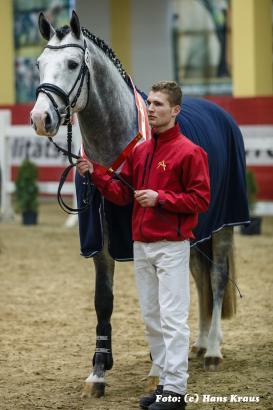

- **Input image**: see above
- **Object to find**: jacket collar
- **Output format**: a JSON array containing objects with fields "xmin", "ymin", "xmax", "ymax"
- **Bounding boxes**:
[{"xmin": 151, "ymin": 123, "xmax": 181, "ymax": 142}]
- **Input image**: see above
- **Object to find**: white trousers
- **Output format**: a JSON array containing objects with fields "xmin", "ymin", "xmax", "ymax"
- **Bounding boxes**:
[{"xmin": 133, "ymin": 240, "xmax": 190, "ymax": 395}]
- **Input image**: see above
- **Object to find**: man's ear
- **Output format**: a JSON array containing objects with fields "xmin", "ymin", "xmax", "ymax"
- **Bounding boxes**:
[
  {"xmin": 38, "ymin": 12, "xmax": 55, "ymax": 40},
  {"xmin": 172, "ymin": 105, "xmax": 181, "ymax": 117}
]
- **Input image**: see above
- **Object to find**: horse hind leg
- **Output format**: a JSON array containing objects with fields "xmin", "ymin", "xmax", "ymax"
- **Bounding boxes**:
[
  {"xmin": 204, "ymin": 227, "xmax": 235, "ymax": 371},
  {"xmin": 82, "ymin": 240, "xmax": 115, "ymax": 399},
  {"xmin": 145, "ymin": 353, "xmax": 163, "ymax": 392},
  {"xmin": 190, "ymin": 240, "xmax": 213, "ymax": 358}
]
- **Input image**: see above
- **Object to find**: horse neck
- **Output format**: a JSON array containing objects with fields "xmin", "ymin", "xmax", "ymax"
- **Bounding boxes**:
[{"xmin": 77, "ymin": 39, "xmax": 138, "ymax": 167}]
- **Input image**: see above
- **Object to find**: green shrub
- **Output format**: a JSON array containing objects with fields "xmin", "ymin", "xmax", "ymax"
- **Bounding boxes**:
[{"xmin": 15, "ymin": 160, "xmax": 39, "ymax": 213}]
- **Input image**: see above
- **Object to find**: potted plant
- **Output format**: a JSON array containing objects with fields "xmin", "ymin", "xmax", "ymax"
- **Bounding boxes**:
[
  {"xmin": 241, "ymin": 169, "xmax": 262, "ymax": 235},
  {"xmin": 15, "ymin": 159, "xmax": 39, "ymax": 225}
]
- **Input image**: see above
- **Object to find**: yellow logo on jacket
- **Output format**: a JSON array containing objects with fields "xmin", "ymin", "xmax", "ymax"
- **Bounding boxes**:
[{"xmin": 157, "ymin": 160, "xmax": 167, "ymax": 171}]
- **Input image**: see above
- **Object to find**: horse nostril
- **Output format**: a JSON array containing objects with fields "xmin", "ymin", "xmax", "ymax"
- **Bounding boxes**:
[{"xmin": 44, "ymin": 112, "xmax": 52, "ymax": 131}]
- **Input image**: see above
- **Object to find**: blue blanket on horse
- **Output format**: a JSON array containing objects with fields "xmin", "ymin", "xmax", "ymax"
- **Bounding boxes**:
[{"xmin": 76, "ymin": 96, "xmax": 249, "ymax": 259}]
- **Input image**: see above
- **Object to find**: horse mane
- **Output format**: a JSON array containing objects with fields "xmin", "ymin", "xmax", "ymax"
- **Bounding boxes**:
[
  {"xmin": 82, "ymin": 27, "xmax": 131, "ymax": 88},
  {"xmin": 55, "ymin": 25, "xmax": 132, "ymax": 89}
]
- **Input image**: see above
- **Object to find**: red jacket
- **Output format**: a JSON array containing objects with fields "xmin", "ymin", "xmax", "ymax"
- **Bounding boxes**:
[{"xmin": 91, "ymin": 124, "xmax": 210, "ymax": 242}]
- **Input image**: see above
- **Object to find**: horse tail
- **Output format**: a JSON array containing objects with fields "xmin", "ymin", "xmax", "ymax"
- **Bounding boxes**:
[
  {"xmin": 200, "ymin": 257, "xmax": 213, "ymax": 322},
  {"xmin": 190, "ymin": 240, "xmax": 213, "ymax": 322},
  {"xmin": 222, "ymin": 236, "xmax": 237, "ymax": 319}
]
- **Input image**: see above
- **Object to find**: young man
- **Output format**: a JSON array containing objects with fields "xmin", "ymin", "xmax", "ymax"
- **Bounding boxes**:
[{"xmin": 77, "ymin": 81, "xmax": 210, "ymax": 410}]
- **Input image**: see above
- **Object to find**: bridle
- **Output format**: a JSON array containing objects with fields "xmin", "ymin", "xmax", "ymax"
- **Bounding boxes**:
[
  {"xmin": 35, "ymin": 39, "xmax": 91, "ymax": 214},
  {"xmin": 36, "ymin": 40, "xmax": 90, "ymax": 128}
]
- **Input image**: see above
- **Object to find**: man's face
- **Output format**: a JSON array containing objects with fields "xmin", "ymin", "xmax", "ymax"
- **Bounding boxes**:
[{"xmin": 147, "ymin": 91, "xmax": 180, "ymax": 133}]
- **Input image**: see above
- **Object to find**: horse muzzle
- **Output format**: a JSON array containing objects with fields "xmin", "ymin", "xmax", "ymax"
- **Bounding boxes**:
[{"xmin": 30, "ymin": 105, "xmax": 60, "ymax": 137}]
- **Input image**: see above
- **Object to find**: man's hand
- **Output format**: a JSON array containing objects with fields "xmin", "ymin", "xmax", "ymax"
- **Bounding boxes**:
[
  {"xmin": 77, "ymin": 158, "xmax": 94, "ymax": 177},
  {"xmin": 134, "ymin": 189, "xmax": 158, "ymax": 207}
]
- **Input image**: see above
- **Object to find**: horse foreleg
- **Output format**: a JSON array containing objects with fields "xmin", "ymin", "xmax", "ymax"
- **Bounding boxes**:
[
  {"xmin": 190, "ymin": 242, "xmax": 212, "ymax": 358},
  {"xmin": 204, "ymin": 228, "xmax": 233, "ymax": 371},
  {"xmin": 83, "ymin": 246, "xmax": 115, "ymax": 398}
]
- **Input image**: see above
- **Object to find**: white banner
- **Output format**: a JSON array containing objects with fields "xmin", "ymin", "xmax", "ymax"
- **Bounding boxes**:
[
  {"xmin": 241, "ymin": 125, "xmax": 273, "ymax": 166},
  {"xmin": 10, "ymin": 134, "xmax": 78, "ymax": 167}
]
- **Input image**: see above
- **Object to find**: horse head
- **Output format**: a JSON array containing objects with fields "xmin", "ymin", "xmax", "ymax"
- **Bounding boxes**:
[{"xmin": 31, "ymin": 11, "xmax": 89, "ymax": 137}]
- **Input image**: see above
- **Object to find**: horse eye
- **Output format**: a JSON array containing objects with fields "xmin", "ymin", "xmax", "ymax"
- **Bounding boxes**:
[
  {"xmin": 68, "ymin": 60, "xmax": 79, "ymax": 70},
  {"xmin": 36, "ymin": 62, "xmax": 39, "ymax": 70}
]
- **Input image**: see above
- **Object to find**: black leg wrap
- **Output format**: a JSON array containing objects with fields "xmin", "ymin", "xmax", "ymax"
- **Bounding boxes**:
[{"xmin": 93, "ymin": 323, "xmax": 113, "ymax": 371}]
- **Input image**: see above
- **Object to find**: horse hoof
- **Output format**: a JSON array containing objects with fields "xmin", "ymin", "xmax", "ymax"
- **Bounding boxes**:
[
  {"xmin": 191, "ymin": 345, "xmax": 206, "ymax": 358},
  {"xmin": 146, "ymin": 376, "xmax": 159, "ymax": 393},
  {"xmin": 91, "ymin": 382, "xmax": 106, "ymax": 398},
  {"xmin": 81, "ymin": 382, "xmax": 105, "ymax": 398},
  {"xmin": 204, "ymin": 356, "xmax": 222, "ymax": 371},
  {"xmin": 81, "ymin": 383, "xmax": 92, "ymax": 399}
]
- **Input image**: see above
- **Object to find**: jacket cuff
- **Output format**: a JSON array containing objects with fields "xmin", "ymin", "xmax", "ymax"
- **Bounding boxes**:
[
  {"xmin": 156, "ymin": 190, "xmax": 167, "ymax": 208},
  {"xmin": 91, "ymin": 164, "xmax": 112, "ymax": 188}
]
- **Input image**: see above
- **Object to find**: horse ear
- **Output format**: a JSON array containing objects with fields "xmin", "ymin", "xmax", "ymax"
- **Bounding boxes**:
[
  {"xmin": 38, "ymin": 12, "xmax": 55, "ymax": 40},
  {"xmin": 70, "ymin": 10, "xmax": 81, "ymax": 39}
]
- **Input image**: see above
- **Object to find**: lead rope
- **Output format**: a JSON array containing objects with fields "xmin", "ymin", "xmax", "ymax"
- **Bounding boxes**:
[
  {"xmin": 48, "ymin": 127, "xmax": 92, "ymax": 215},
  {"xmin": 48, "ymin": 112, "xmax": 133, "ymax": 215}
]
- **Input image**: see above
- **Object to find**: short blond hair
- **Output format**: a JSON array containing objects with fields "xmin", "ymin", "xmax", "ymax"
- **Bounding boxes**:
[{"xmin": 151, "ymin": 81, "xmax": 182, "ymax": 106}]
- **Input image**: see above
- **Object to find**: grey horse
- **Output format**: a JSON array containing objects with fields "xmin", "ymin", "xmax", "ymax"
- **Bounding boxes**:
[{"xmin": 31, "ymin": 11, "xmax": 248, "ymax": 398}]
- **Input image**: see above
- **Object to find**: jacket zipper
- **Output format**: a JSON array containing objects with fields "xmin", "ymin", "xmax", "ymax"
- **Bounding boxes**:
[
  {"xmin": 140, "ymin": 136, "xmax": 158, "ymax": 240},
  {"xmin": 141, "ymin": 153, "xmax": 150, "ymax": 186},
  {"xmin": 177, "ymin": 214, "xmax": 181, "ymax": 237},
  {"xmin": 147, "ymin": 136, "xmax": 158, "ymax": 175}
]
